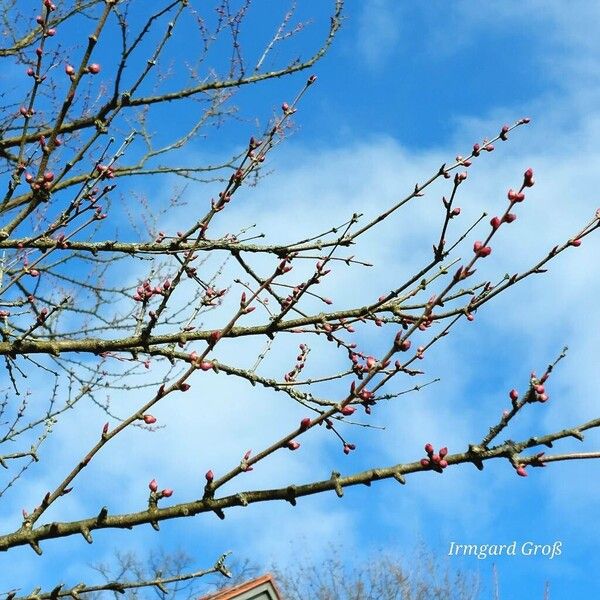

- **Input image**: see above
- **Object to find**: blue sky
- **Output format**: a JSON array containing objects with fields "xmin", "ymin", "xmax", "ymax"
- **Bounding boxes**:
[{"xmin": 2, "ymin": 1, "xmax": 600, "ymax": 598}]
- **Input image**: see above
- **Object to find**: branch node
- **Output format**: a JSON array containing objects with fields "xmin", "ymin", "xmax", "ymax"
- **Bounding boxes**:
[
  {"xmin": 286, "ymin": 485, "xmax": 298, "ymax": 505},
  {"xmin": 29, "ymin": 540, "xmax": 43, "ymax": 555},
  {"xmin": 330, "ymin": 471, "xmax": 344, "ymax": 497},
  {"xmin": 80, "ymin": 526, "xmax": 93, "ymax": 544},
  {"xmin": 393, "ymin": 471, "xmax": 406, "ymax": 485}
]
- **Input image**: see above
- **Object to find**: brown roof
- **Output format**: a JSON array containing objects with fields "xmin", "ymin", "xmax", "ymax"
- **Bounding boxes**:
[{"xmin": 198, "ymin": 573, "xmax": 283, "ymax": 600}]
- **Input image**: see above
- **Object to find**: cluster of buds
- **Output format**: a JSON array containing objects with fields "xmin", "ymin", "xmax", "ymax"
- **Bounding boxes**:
[
  {"xmin": 281, "ymin": 102, "xmax": 296, "ymax": 116},
  {"xmin": 394, "ymin": 331, "xmax": 412, "ymax": 352},
  {"xmin": 276, "ymin": 257, "xmax": 293, "ymax": 275},
  {"xmin": 24, "ymin": 171, "xmax": 55, "ymax": 191},
  {"xmin": 247, "ymin": 136, "xmax": 265, "ymax": 163},
  {"xmin": 529, "ymin": 373, "xmax": 549, "ymax": 403},
  {"xmin": 315, "ymin": 260, "xmax": 331, "ymax": 277},
  {"xmin": 343, "ymin": 442, "xmax": 356, "ymax": 455},
  {"xmin": 239, "ymin": 291, "xmax": 256, "ymax": 314},
  {"xmin": 473, "ymin": 240, "xmax": 492, "ymax": 258},
  {"xmin": 132, "ymin": 280, "xmax": 169, "ymax": 302},
  {"xmin": 349, "ymin": 353, "xmax": 377, "ymax": 376},
  {"xmin": 36, "ymin": 307, "xmax": 49, "ymax": 325},
  {"xmin": 95, "ymin": 164, "xmax": 115, "ymax": 179},
  {"xmin": 284, "ymin": 344, "xmax": 309, "ymax": 383},
  {"xmin": 454, "ymin": 171, "xmax": 468, "ymax": 185},
  {"xmin": 350, "ymin": 381, "xmax": 376, "ymax": 414},
  {"xmin": 284, "ymin": 279, "xmax": 330, "ymax": 309},
  {"xmin": 202, "ymin": 286, "xmax": 226, "ymax": 307},
  {"xmin": 54, "ymin": 233, "xmax": 69, "ymax": 249},
  {"xmin": 240, "ymin": 449, "xmax": 253, "ymax": 472},
  {"xmin": 420, "ymin": 443, "xmax": 449, "ymax": 473},
  {"xmin": 507, "ymin": 189, "xmax": 526, "ymax": 203},
  {"xmin": 148, "ymin": 479, "xmax": 173, "ymax": 498},
  {"xmin": 19, "ymin": 106, "xmax": 35, "ymax": 118},
  {"xmin": 471, "ymin": 142, "xmax": 495, "ymax": 156},
  {"xmin": 189, "ymin": 351, "xmax": 214, "ymax": 372}
]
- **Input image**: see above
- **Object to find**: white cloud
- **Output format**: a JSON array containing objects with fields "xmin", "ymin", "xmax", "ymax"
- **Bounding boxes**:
[{"xmin": 356, "ymin": 0, "xmax": 403, "ymax": 70}]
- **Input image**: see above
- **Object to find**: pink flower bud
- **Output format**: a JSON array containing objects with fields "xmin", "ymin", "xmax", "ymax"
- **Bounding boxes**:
[
  {"xmin": 46, "ymin": 28, "xmax": 56, "ymax": 36},
  {"xmin": 102, "ymin": 422, "xmax": 109, "ymax": 435},
  {"xmin": 27, "ymin": 68, "xmax": 35, "ymax": 76},
  {"xmin": 287, "ymin": 440, "xmax": 300, "ymax": 451},
  {"xmin": 516, "ymin": 466, "xmax": 527, "ymax": 477},
  {"xmin": 570, "ymin": 239, "xmax": 582, "ymax": 247},
  {"xmin": 198, "ymin": 361, "xmax": 213, "ymax": 371},
  {"xmin": 451, "ymin": 207, "xmax": 461, "ymax": 216},
  {"xmin": 205, "ymin": 470, "xmax": 214, "ymax": 483},
  {"xmin": 281, "ymin": 102, "xmax": 289, "ymax": 112},
  {"xmin": 87, "ymin": 63, "xmax": 101, "ymax": 74},
  {"xmin": 43, "ymin": 171, "xmax": 54, "ymax": 182},
  {"xmin": 439, "ymin": 459, "xmax": 448, "ymax": 469},
  {"xmin": 424, "ymin": 443, "xmax": 434, "ymax": 454},
  {"xmin": 507, "ymin": 189, "xmax": 525, "ymax": 202},
  {"xmin": 149, "ymin": 478, "xmax": 158, "ymax": 492},
  {"xmin": 534, "ymin": 384, "xmax": 545, "ymax": 395},
  {"xmin": 439, "ymin": 447, "xmax": 448, "ymax": 458},
  {"xmin": 420, "ymin": 458, "xmax": 431, "ymax": 467},
  {"xmin": 341, "ymin": 405, "xmax": 355, "ymax": 416},
  {"xmin": 523, "ymin": 168, "xmax": 535, "ymax": 187},
  {"xmin": 143, "ymin": 414, "xmax": 157, "ymax": 424},
  {"xmin": 500, "ymin": 124, "xmax": 509, "ymax": 140},
  {"xmin": 538, "ymin": 393, "xmax": 549, "ymax": 402},
  {"xmin": 209, "ymin": 330, "xmax": 222, "ymax": 345},
  {"xmin": 161, "ymin": 488, "xmax": 173, "ymax": 497},
  {"xmin": 490, "ymin": 216, "xmax": 501, "ymax": 230},
  {"xmin": 509, "ymin": 389, "xmax": 519, "ymax": 402},
  {"xmin": 179, "ymin": 382, "xmax": 190, "ymax": 391},
  {"xmin": 503, "ymin": 213, "xmax": 517, "ymax": 223},
  {"xmin": 300, "ymin": 417, "xmax": 311, "ymax": 430},
  {"xmin": 65, "ymin": 64, "xmax": 75, "ymax": 76}
]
